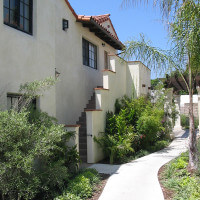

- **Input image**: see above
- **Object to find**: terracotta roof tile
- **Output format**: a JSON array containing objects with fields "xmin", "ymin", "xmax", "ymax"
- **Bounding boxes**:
[
  {"xmin": 65, "ymin": 1, "xmax": 124, "ymax": 49},
  {"xmin": 92, "ymin": 14, "xmax": 110, "ymax": 24}
]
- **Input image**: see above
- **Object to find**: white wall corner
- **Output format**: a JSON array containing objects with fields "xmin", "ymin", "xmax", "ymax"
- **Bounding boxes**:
[
  {"xmin": 109, "ymin": 56, "xmax": 116, "ymax": 72},
  {"xmin": 95, "ymin": 90, "xmax": 102, "ymax": 109},
  {"xmin": 86, "ymin": 111, "xmax": 94, "ymax": 163},
  {"xmin": 65, "ymin": 126, "xmax": 80, "ymax": 153},
  {"xmin": 103, "ymin": 74, "xmax": 109, "ymax": 89}
]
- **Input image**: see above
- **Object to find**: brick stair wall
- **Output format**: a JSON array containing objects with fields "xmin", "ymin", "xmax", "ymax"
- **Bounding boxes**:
[{"xmin": 76, "ymin": 93, "xmax": 96, "ymax": 163}]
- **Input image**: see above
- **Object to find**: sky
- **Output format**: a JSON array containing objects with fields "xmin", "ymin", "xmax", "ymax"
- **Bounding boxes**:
[{"xmin": 70, "ymin": 0, "xmax": 170, "ymax": 79}]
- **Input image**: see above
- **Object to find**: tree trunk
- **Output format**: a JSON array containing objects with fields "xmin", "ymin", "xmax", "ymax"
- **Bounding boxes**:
[{"xmin": 188, "ymin": 56, "xmax": 198, "ymax": 172}]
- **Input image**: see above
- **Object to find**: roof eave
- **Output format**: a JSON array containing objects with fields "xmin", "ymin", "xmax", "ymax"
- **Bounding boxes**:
[{"xmin": 77, "ymin": 18, "xmax": 124, "ymax": 50}]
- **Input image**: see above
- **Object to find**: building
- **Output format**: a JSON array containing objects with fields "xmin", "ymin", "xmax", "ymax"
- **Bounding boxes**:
[{"xmin": 0, "ymin": 0, "xmax": 151, "ymax": 163}]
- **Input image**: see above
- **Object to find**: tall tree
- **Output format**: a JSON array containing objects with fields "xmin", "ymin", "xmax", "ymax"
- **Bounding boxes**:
[{"xmin": 122, "ymin": 0, "xmax": 200, "ymax": 171}]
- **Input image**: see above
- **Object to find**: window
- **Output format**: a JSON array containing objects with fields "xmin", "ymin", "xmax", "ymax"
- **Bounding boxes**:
[
  {"xmin": 104, "ymin": 51, "xmax": 109, "ymax": 69},
  {"xmin": 82, "ymin": 38, "xmax": 97, "ymax": 69},
  {"xmin": 3, "ymin": 0, "xmax": 33, "ymax": 34},
  {"xmin": 7, "ymin": 93, "xmax": 37, "ymax": 111}
]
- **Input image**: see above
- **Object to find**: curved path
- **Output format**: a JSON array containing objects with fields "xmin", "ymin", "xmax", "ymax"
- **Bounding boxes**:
[{"xmin": 89, "ymin": 130, "xmax": 189, "ymax": 200}]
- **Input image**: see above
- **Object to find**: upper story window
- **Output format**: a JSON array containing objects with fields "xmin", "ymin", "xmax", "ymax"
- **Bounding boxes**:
[
  {"xmin": 82, "ymin": 38, "xmax": 97, "ymax": 69},
  {"xmin": 3, "ymin": 0, "xmax": 33, "ymax": 34},
  {"xmin": 104, "ymin": 51, "xmax": 109, "ymax": 69}
]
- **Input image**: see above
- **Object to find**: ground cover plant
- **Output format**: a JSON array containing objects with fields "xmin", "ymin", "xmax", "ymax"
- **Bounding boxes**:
[
  {"xmin": 160, "ymin": 140, "xmax": 200, "ymax": 200},
  {"xmin": 95, "ymin": 92, "xmax": 173, "ymax": 164},
  {"xmin": 54, "ymin": 168, "xmax": 101, "ymax": 200}
]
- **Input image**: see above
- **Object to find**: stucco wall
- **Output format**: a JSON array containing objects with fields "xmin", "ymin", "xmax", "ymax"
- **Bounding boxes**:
[
  {"xmin": 0, "ymin": 0, "xmax": 56, "ymax": 116},
  {"xmin": 127, "ymin": 61, "xmax": 151, "ymax": 98},
  {"xmin": 54, "ymin": 0, "xmax": 117, "ymax": 124},
  {"xmin": 87, "ymin": 55, "xmax": 151, "ymax": 163},
  {"xmin": 0, "ymin": 0, "xmax": 117, "ymax": 124}
]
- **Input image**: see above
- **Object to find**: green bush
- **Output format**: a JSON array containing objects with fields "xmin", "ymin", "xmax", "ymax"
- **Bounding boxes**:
[
  {"xmin": 95, "ymin": 95, "xmax": 170, "ymax": 164},
  {"xmin": 137, "ymin": 107, "xmax": 165, "ymax": 149},
  {"xmin": 150, "ymin": 140, "xmax": 169, "ymax": 152},
  {"xmin": 181, "ymin": 114, "xmax": 199, "ymax": 129},
  {"xmin": 0, "ymin": 110, "xmax": 79, "ymax": 200},
  {"xmin": 67, "ymin": 175, "xmax": 92, "ymax": 199},
  {"xmin": 54, "ymin": 168, "xmax": 100, "ymax": 200},
  {"xmin": 95, "ymin": 110, "xmax": 135, "ymax": 164},
  {"xmin": 81, "ymin": 169, "xmax": 100, "ymax": 185},
  {"xmin": 54, "ymin": 193, "xmax": 82, "ymax": 200}
]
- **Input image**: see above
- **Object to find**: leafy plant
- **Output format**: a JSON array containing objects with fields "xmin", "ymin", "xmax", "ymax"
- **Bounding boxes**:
[
  {"xmin": 137, "ymin": 107, "xmax": 165, "ymax": 149},
  {"xmin": 0, "ymin": 78, "xmax": 79, "ymax": 200},
  {"xmin": 54, "ymin": 193, "xmax": 82, "ymax": 200},
  {"xmin": 80, "ymin": 169, "xmax": 100, "ymax": 185},
  {"xmin": 67, "ymin": 175, "xmax": 92, "ymax": 199},
  {"xmin": 0, "ymin": 110, "xmax": 75, "ymax": 199}
]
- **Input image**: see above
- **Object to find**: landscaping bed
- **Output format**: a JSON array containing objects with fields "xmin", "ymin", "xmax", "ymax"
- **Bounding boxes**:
[
  {"xmin": 158, "ymin": 140, "xmax": 200, "ymax": 200},
  {"xmin": 87, "ymin": 173, "xmax": 110, "ymax": 200},
  {"xmin": 54, "ymin": 169, "xmax": 110, "ymax": 200}
]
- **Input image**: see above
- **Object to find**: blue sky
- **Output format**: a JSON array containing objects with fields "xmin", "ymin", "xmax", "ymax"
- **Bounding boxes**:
[{"xmin": 70, "ymin": 0, "xmax": 169, "ymax": 79}]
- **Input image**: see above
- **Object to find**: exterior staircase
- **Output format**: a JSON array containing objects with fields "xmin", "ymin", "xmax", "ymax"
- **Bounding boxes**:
[{"xmin": 76, "ymin": 93, "xmax": 96, "ymax": 163}]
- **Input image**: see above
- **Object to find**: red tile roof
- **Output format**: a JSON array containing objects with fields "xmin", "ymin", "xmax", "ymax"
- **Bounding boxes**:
[
  {"xmin": 93, "ymin": 14, "xmax": 110, "ymax": 24},
  {"xmin": 64, "ymin": 0, "xmax": 124, "ymax": 50}
]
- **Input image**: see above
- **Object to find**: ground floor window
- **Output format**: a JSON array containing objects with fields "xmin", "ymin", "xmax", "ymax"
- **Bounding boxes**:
[{"xmin": 7, "ymin": 93, "xmax": 37, "ymax": 111}]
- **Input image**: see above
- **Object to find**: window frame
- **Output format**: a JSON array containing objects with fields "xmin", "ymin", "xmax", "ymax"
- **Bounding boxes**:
[
  {"xmin": 3, "ymin": 0, "xmax": 33, "ymax": 35},
  {"xmin": 7, "ymin": 93, "xmax": 37, "ymax": 111},
  {"xmin": 82, "ymin": 38, "xmax": 97, "ymax": 69}
]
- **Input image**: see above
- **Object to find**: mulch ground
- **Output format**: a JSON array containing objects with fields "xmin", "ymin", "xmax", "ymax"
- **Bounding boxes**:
[
  {"xmin": 158, "ymin": 164, "xmax": 175, "ymax": 200},
  {"xmin": 88, "ymin": 173, "xmax": 110, "ymax": 200}
]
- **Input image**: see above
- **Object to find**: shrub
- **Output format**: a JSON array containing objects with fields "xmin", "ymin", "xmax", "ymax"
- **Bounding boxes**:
[
  {"xmin": 81, "ymin": 169, "xmax": 100, "ymax": 185},
  {"xmin": 137, "ymin": 107, "xmax": 165, "ymax": 149},
  {"xmin": 54, "ymin": 193, "xmax": 82, "ymax": 200},
  {"xmin": 149, "ymin": 140, "xmax": 169, "ymax": 152},
  {"xmin": 181, "ymin": 114, "xmax": 199, "ymax": 129},
  {"xmin": 0, "ymin": 110, "xmax": 79, "ymax": 200},
  {"xmin": 67, "ymin": 175, "xmax": 92, "ymax": 199},
  {"xmin": 95, "ymin": 110, "xmax": 135, "ymax": 164}
]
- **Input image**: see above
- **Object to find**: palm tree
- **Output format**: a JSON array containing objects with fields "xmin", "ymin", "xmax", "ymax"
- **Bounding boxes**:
[
  {"xmin": 122, "ymin": 1, "xmax": 200, "ymax": 171},
  {"xmin": 122, "ymin": 0, "xmax": 200, "ymax": 20}
]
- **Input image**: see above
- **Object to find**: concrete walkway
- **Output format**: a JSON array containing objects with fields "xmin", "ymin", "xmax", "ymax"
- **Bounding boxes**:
[{"xmin": 89, "ymin": 130, "xmax": 189, "ymax": 200}]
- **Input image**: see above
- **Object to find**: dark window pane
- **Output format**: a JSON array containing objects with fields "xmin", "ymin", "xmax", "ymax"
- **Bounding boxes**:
[
  {"xmin": 10, "ymin": 10, "xmax": 15, "ymax": 25},
  {"xmin": 24, "ymin": 19, "xmax": 29, "ymax": 32},
  {"xmin": 4, "ymin": 7, "xmax": 9, "ymax": 23},
  {"xmin": 20, "ymin": 2, "xmax": 24, "ymax": 16},
  {"xmin": 10, "ymin": 0, "xmax": 16, "ymax": 9},
  {"xmin": 24, "ymin": 0, "xmax": 29, "ymax": 5},
  {"xmin": 24, "ymin": 5, "xmax": 29, "ymax": 18},
  {"xmin": 20, "ymin": 17, "xmax": 24, "ymax": 29},
  {"xmin": 4, "ymin": 0, "xmax": 9, "ymax": 8}
]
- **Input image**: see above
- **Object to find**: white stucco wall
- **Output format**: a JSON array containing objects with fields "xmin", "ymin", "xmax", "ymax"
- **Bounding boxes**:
[
  {"xmin": 127, "ymin": 61, "xmax": 151, "ymax": 98},
  {"xmin": 101, "ymin": 20, "xmax": 117, "ymax": 38},
  {"xmin": 87, "ymin": 55, "xmax": 151, "ymax": 163},
  {"xmin": 180, "ymin": 95, "xmax": 198, "ymax": 107},
  {"xmin": 0, "ymin": 0, "xmax": 117, "ymax": 124},
  {"xmin": 0, "ymin": 0, "xmax": 56, "ymax": 116},
  {"xmin": 54, "ymin": 0, "xmax": 117, "ymax": 124}
]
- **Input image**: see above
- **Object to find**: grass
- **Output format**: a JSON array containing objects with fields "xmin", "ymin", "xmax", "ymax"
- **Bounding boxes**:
[{"xmin": 160, "ymin": 140, "xmax": 200, "ymax": 200}]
